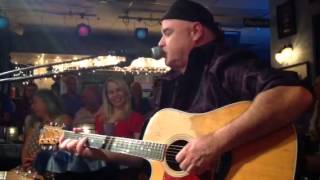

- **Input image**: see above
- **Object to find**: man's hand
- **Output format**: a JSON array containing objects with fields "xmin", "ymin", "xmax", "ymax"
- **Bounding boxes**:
[
  {"xmin": 58, "ymin": 128, "xmax": 144, "ymax": 167},
  {"xmin": 22, "ymin": 157, "xmax": 33, "ymax": 169},
  {"xmin": 176, "ymin": 133, "xmax": 222, "ymax": 175},
  {"xmin": 58, "ymin": 128, "xmax": 108, "ymax": 160}
]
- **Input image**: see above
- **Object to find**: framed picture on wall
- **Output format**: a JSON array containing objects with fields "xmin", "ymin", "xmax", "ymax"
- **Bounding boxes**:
[{"xmin": 277, "ymin": 0, "xmax": 297, "ymax": 39}]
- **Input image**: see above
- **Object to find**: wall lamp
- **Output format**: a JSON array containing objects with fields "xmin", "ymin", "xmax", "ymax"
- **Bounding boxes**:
[{"xmin": 275, "ymin": 44, "xmax": 294, "ymax": 64}]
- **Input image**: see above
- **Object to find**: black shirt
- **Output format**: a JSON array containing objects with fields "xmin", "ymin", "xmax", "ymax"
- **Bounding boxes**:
[{"xmin": 153, "ymin": 41, "xmax": 300, "ymax": 113}]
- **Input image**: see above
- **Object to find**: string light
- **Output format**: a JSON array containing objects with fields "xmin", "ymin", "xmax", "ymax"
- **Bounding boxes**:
[
  {"xmin": 10, "ymin": 54, "xmax": 170, "ymax": 84},
  {"xmin": 121, "ymin": 57, "xmax": 170, "ymax": 74},
  {"xmin": 33, "ymin": 55, "xmax": 126, "ymax": 76}
]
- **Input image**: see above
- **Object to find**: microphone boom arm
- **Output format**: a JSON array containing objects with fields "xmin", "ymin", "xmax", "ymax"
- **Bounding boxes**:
[
  {"xmin": 0, "ymin": 55, "xmax": 99, "ymax": 77},
  {"xmin": 0, "ymin": 63, "xmax": 121, "ymax": 83}
]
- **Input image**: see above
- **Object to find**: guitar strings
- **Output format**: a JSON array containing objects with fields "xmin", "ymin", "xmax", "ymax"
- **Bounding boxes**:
[
  {"xmin": 64, "ymin": 133, "xmax": 185, "ymax": 154},
  {"xmin": 52, "ymin": 132, "xmax": 185, "ymax": 156},
  {"xmin": 64, "ymin": 131, "xmax": 185, "ymax": 147},
  {"xmin": 62, "ymin": 131, "xmax": 186, "ymax": 147},
  {"xmin": 44, "ymin": 134, "xmax": 185, "ymax": 161}
]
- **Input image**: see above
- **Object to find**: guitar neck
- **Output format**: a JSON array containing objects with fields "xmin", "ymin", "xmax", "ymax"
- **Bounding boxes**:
[{"xmin": 63, "ymin": 131, "xmax": 166, "ymax": 161}]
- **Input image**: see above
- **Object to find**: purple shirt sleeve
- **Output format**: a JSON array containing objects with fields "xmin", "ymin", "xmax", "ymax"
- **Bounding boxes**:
[{"xmin": 212, "ymin": 49, "xmax": 301, "ymax": 100}]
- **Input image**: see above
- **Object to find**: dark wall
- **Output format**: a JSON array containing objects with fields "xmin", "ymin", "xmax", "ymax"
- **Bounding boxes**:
[
  {"xmin": 0, "ymin": 29, "xmax": 13, "ymax": 93},
  {"xmin": 313, "ymin": 14, "xmax": 320, "ymax": 75},
  {"xmin": 0, "ymin": 30, "xmax": 12, "ymax": 72},
  {"xmin": 12, "ymin": 26, "xmax": 161, "ymax": 57}
]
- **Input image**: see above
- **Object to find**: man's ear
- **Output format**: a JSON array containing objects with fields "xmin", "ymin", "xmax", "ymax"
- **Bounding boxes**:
[{"xmin": 191, "ymin": 22, "xmax": 204, "ymax": 42}]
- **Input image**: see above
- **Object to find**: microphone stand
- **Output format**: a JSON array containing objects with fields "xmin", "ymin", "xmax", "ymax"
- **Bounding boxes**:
[
  {"xmin": 0, "ymin": 55, "xmax": 99, "ymax": 78},
  {"xmin": 0, "ymin": 56, "xmax": 129, "ymax": 83}
]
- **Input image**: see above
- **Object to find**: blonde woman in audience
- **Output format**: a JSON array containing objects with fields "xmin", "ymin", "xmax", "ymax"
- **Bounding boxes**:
[
  {"xmin": 95, "ymin": 78, "xmax": 144, "ymax": 138},
  {"xmin": 94, "ymin": 77, "xmax": 146, "ymax": 180}
]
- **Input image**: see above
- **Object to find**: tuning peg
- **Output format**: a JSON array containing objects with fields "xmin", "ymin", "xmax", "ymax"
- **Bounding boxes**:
[
  {"xmin": 55, "ymin": 122, "xmax": 59, "ymax": 126},
  {"xmin": 49, "ymin": 122, "xmax": 53, "ymax": 126}
]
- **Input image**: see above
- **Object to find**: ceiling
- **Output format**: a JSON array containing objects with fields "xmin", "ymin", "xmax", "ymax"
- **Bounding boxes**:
[
  {"xmin": 1, "ymin": 0, "xmax": 271, "ymax": 64},
  {"xmin": 0, "ymin": 0, "xmax": 269, "ymax": 33}
]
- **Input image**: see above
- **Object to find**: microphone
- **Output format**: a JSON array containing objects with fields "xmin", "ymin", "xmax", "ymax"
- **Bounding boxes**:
[
  {"xmin": 106, "ymin": 46, "xmax": 165, "ymax": 59},
  {"xmin": 150, "ymin": 46, "xmax": 165, "ymax": 59}
]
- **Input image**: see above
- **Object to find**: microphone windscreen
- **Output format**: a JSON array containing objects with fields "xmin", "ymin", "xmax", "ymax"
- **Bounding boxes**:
[{"xmin": 151, "ymin": 46, "xmax": 165, "ymax": 59}]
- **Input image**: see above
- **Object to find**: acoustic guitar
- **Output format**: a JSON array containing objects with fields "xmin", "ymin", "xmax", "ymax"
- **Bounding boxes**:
[{"xmin": 39, "ymin": 101, "xmax": 297, "ymax": 180}]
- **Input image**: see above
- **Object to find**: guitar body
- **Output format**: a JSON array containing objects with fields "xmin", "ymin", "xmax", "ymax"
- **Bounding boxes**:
[{"xmin": 143, "ymin": 101, "xmax": 297, "ymax": 180}]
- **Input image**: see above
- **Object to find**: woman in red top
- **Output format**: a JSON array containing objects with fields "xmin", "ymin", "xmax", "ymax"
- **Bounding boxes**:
[
  {"xmin": 95, "ymin": 78, "xmax": 144, "ymax": 139},
  {"xmin": 95, "ymin": 78, "xmax": 147, "ymax": 180}
]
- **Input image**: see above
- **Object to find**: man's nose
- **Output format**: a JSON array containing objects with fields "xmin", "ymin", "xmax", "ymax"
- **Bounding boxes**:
[{"xmin": 158, "ymin": 36, "xmax": 165, "ymax": 47}]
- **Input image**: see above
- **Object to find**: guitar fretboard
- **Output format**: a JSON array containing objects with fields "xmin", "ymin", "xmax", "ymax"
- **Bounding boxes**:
[{"xmin": 63, "ymin": 131, "xmax": 166, "ymax": 161}]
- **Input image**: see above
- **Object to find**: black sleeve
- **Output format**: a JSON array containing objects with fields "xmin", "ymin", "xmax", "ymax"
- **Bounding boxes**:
[{"xmin": 211, "ymin": 49, "xmax": 302, "ymax": 100}]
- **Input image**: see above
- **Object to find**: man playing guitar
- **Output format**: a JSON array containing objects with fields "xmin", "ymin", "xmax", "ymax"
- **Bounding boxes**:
[{"xmin": 58, "ymin": 0, "xmax": 312, "ymax": 179}]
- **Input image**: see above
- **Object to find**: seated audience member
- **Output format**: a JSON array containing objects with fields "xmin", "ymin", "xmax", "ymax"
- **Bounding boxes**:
[
  {"xmin": 95, "ymin": 78, "xmax": 145, "ymax": 179},
  {"xmin": 51, "ymin": 76, "xmax": 61, "ymax": 96},
  {"xmin": 13, "ymin": 82, "xmax": 38, "ymax": 131},
  {"xmin": 0, "ymin": 92, "xmax": 15, "ymax": 125},
  {"xmin": 148, "ymin": 78, "xmax": 161, "ymax": 110},
  {"xmin": 22, "ymin": 90, "xmax": 72, "ymax": 173},
  {"xmin": 23, "ymin": 89, "xmax": 107, "ymax": 180},
  {"xmin": 96, "ymin": 78, "xmax": 144, "ymax": 138},
  {"xmin": 73, "ymin": 85, "xmax": 101, "ymax": 127},
  {"xmin": 60, "ymin": 75, "xmax": 82, "ymax": 118},
  {"xmin": 130, "ymin": 82, "xmax": 152, "ymax": 116}
]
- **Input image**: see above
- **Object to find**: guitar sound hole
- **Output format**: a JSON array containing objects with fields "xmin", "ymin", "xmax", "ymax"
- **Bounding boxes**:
[{"xmin": 165, "ymin": 140, "xmax": 188, "ymax": 171}]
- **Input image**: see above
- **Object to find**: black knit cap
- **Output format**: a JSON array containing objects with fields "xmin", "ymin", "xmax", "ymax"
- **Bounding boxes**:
[{"xmin": 161, "ymin": 0, "xmax": 219, "ymax": 33}]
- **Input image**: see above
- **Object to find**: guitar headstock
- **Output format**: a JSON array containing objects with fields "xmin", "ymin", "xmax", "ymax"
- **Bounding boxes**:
[{"xmin": 39, "ymin": 125, "xmax": 64, "ymax": 147}]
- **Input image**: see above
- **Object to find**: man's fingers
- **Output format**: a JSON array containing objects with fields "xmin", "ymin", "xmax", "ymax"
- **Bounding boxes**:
[
  {"xmin": 59, "ymin": 139, "xmax": 79, "ymax": 153},
  {"xmin": 76, "ymin": 137, "xmax": 88, "ymax": 155},
  {"xmin": 59, "ymin": 128, "xmax": 82, "ymax": 150},
  {"xmin": 179, "ymin": 157, "xmax": 191, "ymax": 171},
  {"xmin": 73, "ymin": 127, "xmax": 83, "ymax": 133},
  {"xmin": 176, "ymin": 145, "xmax": 188, "ymax": 163},
  {"xmin": 59, "ymin": 138, "xmax": 72, "ymax": 150},
  {"xmin": 59, "ymin": 134, "xmax": 65, "ymax": 144},
  {"xmin": 23, "ymin": 157, "xmax": 33, "ymax": 162},
  {"xmin": 66, "ymin": 139, "xmax": 78, "ymax": 152},
  {"xmin": 186, "ymin": 164, "xmax": 194, "ymax": 174}
]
